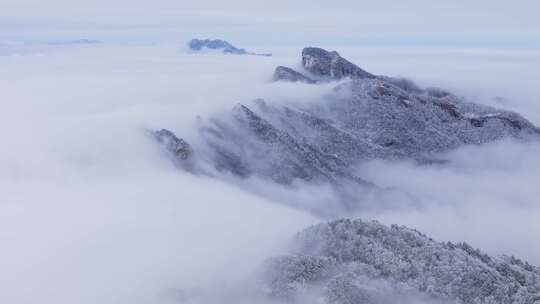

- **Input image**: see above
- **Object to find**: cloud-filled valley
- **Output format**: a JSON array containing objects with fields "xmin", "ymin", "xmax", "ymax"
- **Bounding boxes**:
[{"xmin": 1, "ymin": 42, "xmax": 540, "ymax": 303}]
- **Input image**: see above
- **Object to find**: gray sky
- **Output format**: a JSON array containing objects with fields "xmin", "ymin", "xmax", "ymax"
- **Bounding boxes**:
[{"xmin": 2, "ymin": 0, "xmax": 539, "ymax": 48}]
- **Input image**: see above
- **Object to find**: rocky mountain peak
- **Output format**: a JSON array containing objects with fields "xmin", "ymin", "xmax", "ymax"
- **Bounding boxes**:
[
  {"xmin": 155, "ymin": 47, "xmax": 540, "ymax": 213},
  {"xmin": 301, "ymin": 47, "xmax": 376, "ymax": 80},
  {"xmin": 154, "ymin": 129, "xmax": 192, "ymax": 160},
  {"xmin": 273, "ymin": 66, "xmax": 316, "ymax": 83},
  {"xmin": 188, "ymin": 38, "xmax": 272, "ymax": 56}
]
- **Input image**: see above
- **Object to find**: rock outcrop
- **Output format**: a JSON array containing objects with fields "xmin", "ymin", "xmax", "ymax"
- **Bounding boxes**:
[
  {"xmin": 263, "ymin": 219, "xmax": 540, "ymax": 304},
  {"xmin": 273, "ymin": 66, "xmax": 316, "ymax": 84},
  {"xmin": 301, "ymin": 47, "xmax": 376, "ymax": 80},
  {"xmin": 153, "ymin": 129, "xmax": 196, "ymax": 172},
  {"xmin": 154, "ymin": 129, "xmax": 192, "ymax": 160},
  {"xmin": 188, "ymin": 38, "xmax": 271, "ymax": 56}
]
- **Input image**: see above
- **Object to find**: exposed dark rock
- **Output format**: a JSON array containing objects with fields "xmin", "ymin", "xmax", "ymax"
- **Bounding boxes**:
[
  {"xmin": 153, "ymin": 129, "xmax": 196, "ymax": 171},
  {"xmin": 273, "ymin": 66, "xmax": 316, "ymax": 84},
  {"xmin": 154, "ymin": 129, "xmax": 192, "ymax": 160},
  {"xmin": 301, "ymin": 47, "xmax": 376, "ymax": 80},
  {"xmin": 188, "ymin": 38, "xmax": 247, "ymax": 54},
  {"xmin": 188, "ymin": 38, "xmax": 272, "ymax": 56}
]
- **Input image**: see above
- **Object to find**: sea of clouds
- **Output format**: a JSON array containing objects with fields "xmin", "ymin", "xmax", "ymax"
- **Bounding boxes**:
[{"xmin": 1, "ymin": 42, "xmax": 539, "ymax": 303}]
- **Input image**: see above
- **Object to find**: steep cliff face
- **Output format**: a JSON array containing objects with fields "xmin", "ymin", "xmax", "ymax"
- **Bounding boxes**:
[
  {"xmin": 263, "ymin": 219, "xmax": 540, "ymax": 304},
  {"xmin": 301, "ymin": 47, "xmax": 376, "ymax": 80},
  {"xmin": 157, "ymin": 47, "xmax": 540, "ymax": 189},
  {"xmin": 273, "ymin": 66, "xmax": 316, "ymax": 84}
]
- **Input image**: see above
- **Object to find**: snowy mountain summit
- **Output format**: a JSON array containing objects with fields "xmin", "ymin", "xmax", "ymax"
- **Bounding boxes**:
[
  {"xmin": 157, "ymin": 46, "xmax": 540, "ymax": 194},
  {"xmin": 273, "ymin": 47, "xmax": 375, "ymax": 82},
  {"xmin": 263, "ymin": 219, "xmax": 540, "ymax": 304},
  {"xmin": 301, "ymin": 47, "xmax": 376, "ymax": 80},
  {"xmin": 187, "ymin": 38, "xmax": 272, "ymax": 56}
]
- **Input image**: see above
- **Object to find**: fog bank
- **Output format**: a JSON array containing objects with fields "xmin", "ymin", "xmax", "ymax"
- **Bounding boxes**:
[{"xmin": 1, "ymin": 43, "xmax": 540, "ymax": 303}]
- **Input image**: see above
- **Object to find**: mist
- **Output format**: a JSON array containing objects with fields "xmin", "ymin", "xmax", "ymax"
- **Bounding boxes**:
[
  {"xmin": 1, "ymin": 42, "xmax": 540, "ymax": 303},
  {"xmin": 359, "ymin": 139, "xmax": 540, "ymax": 264},
  {"xmin": 0, "ymin": 44, "xmax": 320, "ymax": 304}
]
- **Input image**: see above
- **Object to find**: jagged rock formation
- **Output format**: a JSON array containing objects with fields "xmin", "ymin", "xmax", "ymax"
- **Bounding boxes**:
[
  {"xmin": 157, "ymin": 47, "xmax": 540, "ymax": 188},
  {"xmin": 153, "ymin": 129, "xmax": 197, "ymax": 172},
  {"xmin": 272, "ymin": 47, "xmax": 376, "ymax": 83},
  {"xmin": 301, "ymin": 47, "xmax": 376, "ymax": 80},
  {"xmin": 263, "ymin": 219, "xmax": 540, "ymax": 304},
  {"xmin": 188, "ymin": 38, "xmax": 271, "ymax": 56},
  {"xmin": 154, "ymin": 129, "xmax": 192, "ymax": 160},
  {"xmin": 273, "ymin": 66, "xmax": 316, "ymax": 84},
  {"xmin": 197, "ymin": 102, "xmax": 371, "ymax": 187}
]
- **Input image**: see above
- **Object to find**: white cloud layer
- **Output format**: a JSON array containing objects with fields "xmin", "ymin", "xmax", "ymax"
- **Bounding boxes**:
[
  {"xmin": 0, "ymin": 45, "xmax": 318, "ymax": 304},
  {"xmin": 359, "ymin": 139, "xmax": 540, "ymax": 265},
  {"xmin": 1, "ymin": 43, "xmax": 540, "ymax": 303}
]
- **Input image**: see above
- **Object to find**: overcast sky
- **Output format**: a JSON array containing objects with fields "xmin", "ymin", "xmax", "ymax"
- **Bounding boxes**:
[{"xmin": 2, "ymin": 0, "xmax": 539, "ymax": 48}]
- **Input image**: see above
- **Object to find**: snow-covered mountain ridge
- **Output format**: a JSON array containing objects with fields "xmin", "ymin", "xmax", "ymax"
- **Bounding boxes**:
[
  {"xmin": 263, "ymin": 218, "xmax": 540, "ymax": 304},
  {"xmin": 156, "ymin": 47, "xmax": 540, "ymax": 190}
]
